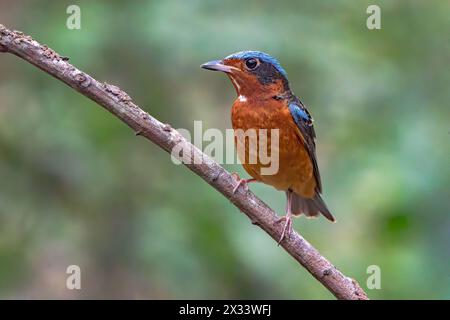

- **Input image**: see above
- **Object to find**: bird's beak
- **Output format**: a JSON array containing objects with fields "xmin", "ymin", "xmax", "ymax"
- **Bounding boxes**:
[{"xmin": 201, "ymin": 60, "xmax": 237, "ymax": 73}]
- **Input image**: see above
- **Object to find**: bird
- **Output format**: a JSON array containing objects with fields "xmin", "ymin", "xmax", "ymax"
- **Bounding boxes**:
[{"xmin": 201, "ymin": 51, "xmax": 335, "ymax": 243}]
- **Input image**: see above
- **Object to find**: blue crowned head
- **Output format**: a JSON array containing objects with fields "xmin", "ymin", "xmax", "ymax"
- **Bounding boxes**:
[{"xmin": 201, "ymin": 50, "xmax": 290, "ymax": 96}]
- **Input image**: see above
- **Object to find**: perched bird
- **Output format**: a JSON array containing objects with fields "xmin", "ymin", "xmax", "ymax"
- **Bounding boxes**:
[{"xmin": 201, "ymin": 51, "xmax": 335, "ymax": 243}]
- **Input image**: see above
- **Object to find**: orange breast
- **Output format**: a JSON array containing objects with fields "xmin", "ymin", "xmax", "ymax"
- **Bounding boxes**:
[{"xmin": 231, "ymin": 97, "xmax": 316, "ymax": 198}]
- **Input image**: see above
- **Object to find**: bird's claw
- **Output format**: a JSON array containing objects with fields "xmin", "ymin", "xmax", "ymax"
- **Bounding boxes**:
[
  {"xmin": 231, "ymin": 173, "xmax": 255, "ymax": 194},
  {"xmin": 275, "ymin": 214, "xmax": 293, "ymax": 245},
  {"xmin": 232, "ymin": 178, "xmax": 249, "ymax": 194}
]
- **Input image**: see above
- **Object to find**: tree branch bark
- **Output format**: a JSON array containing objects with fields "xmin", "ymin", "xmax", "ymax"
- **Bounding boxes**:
[{"xmin": 0, "ymin": 24, "xmax": 368, "ymax": 300}]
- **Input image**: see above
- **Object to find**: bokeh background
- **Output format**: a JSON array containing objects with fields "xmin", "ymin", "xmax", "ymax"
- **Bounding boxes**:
[{"xmin": 0, "ymin": 0, "xmax": 449, "ymax": 299}]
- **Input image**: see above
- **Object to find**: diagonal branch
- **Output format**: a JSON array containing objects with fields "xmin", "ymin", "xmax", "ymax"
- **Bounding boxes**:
[{"xmin": 0, "ymin": 24, "xmax": 368, "ymax": 300}]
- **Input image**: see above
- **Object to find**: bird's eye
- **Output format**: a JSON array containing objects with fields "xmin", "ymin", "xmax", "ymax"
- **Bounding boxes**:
[{"xmin": 245, "ymin": 58, "xmax": 259, "ymax": 70}]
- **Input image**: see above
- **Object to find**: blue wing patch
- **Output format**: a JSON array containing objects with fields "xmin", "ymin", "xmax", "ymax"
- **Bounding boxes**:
[
  {"xmin": 288, "ymin": 102, "xmax": 313, "ymax": 126},
  {"xmin": 288, "ymin": 101, "xmax": 322, "ymax": 192}
]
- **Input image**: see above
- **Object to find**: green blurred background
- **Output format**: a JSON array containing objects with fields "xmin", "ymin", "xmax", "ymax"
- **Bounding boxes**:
[{"xmin": 0, "ymin": 0, "xmax": 449, "ymax": 299}]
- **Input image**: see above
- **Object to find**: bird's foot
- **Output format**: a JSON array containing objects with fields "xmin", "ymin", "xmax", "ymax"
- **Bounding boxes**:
[
  {"xmin": 275, "ymin": 212, "xmax": 293, "ymax": 245},
  {"xmin": 231, "ymin": 173, "xmax": 257, "ymax": 194}
]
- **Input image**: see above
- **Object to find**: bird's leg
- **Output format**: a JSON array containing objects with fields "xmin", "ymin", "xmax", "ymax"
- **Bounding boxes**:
[
  {"xmin": 231, "ymin": 173, "xmax": 257, "ymax": 194},
  {"xmin": 275, "ymin": 191, "xmax": 294, "ymax": 245}
]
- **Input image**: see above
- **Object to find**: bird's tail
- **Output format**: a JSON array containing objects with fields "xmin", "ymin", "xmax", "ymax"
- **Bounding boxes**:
[{"xmin": 290, "ymin": 192, "xmax": 335, "ymax": 222}]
